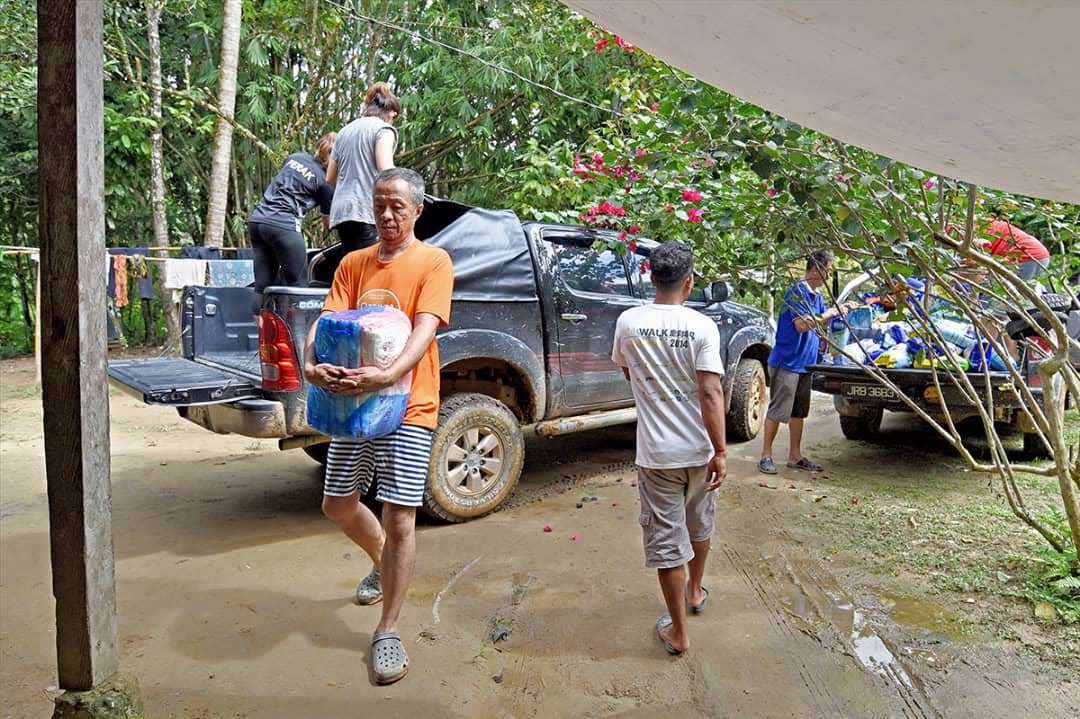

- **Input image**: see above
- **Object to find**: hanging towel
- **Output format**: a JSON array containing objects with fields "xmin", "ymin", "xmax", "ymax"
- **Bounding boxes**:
[
  {"xmin": 207, "ymin": 260, "xmax": 255, "ymax": 288},
  {"xmin": 163, "ymin": 259, "xmax": 208, "ymax": 289},
  {"xmin": 113, "ymin": 255, "xmax": 129, "ymax": 308}
]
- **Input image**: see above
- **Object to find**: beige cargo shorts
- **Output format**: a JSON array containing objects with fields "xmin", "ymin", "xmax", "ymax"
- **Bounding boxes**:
[{"xmin": 637, "ymin": 464, "xmax": 716, "ymax": 569}]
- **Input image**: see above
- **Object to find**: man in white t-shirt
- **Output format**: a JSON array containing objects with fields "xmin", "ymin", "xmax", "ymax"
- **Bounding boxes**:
[{"xmin": 611, "ymin": 241, "xmax": 728, "ymax": 656}]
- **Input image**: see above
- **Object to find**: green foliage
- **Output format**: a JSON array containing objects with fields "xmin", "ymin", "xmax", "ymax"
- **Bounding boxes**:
[{"xmin": 1024, "ymin": 509, "xmax": 1080, "ymax": 625}]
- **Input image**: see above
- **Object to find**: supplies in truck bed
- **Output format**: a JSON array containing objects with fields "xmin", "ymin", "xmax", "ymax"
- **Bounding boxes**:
[{"xmin": 828, "ymin": 299, "xmax": 1012, "ymax": 373}]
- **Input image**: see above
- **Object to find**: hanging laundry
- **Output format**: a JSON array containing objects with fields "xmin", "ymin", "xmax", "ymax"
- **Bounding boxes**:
[
  {"xmin": 113, "ymin": 255, "xmax": 129, "ymax": 308},
  {"xmin": 207, "ymin": 259, "xmax": 255, "ymax": 288},
  {"xmin": 180, "ymin": 245, "xmax": 222, "ymax": 261},
  {"xmin": 163, "ymin": 259, "xmax": 208, "ymax": 289}
]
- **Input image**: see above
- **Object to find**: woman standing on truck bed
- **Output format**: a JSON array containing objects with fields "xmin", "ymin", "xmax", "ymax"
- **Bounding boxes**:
[
  {"xmin": 326, "ymin": 82, "xmax": 401, "ymax": 254},
  {"xmin": 248, "ymin": 132, "xmax": 337, "ymax": 313}
]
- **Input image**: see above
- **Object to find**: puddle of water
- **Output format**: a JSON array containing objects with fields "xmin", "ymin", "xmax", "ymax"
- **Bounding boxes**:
[
  {"xmin": 778, "ymin": 560, "xmax": 921, "ymax": 691},
  {"xmin": 878, "ymin": 591, "xmax": 964, "ymax": 641}
]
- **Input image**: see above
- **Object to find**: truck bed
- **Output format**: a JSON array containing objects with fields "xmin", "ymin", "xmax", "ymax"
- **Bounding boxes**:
[{"xmin": 808, "ymin": 363, "xmax": 1012, "ymax": 386}]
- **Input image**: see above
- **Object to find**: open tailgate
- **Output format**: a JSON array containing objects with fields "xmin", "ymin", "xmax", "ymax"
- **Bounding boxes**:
[{"xmin": 109, "ymin": 358, "xmax": 262, "ymax": 406}]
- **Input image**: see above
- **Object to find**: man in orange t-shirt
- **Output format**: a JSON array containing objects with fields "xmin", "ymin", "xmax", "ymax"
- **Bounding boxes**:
[{"xmin": 303, "ymin": 167, "xmax": 452, "ymax": 685}]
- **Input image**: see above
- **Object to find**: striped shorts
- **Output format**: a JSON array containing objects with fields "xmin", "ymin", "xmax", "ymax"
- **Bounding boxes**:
[{"xmin": 323, "ymin": 424, "xmax": 434, "ymax": 507}]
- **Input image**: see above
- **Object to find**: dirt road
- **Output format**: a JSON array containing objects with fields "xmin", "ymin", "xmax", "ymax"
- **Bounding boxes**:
[{"xmin": 1, "ymin": 357, "xmax": 1075, "ymax": 717}]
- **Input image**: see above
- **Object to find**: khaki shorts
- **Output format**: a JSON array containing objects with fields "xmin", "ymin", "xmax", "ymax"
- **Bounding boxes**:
[
  {"xmin": 637, "ymin": 465, "xmax": 716, "ymax": 569},
  {"xmin": 766, "ymin": 366, "xmax": 812, "ymax": 424}
]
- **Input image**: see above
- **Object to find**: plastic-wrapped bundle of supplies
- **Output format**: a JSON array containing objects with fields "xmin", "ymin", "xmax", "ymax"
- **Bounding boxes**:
[
  {"xmin": 830, "ymin": 312, "xmax": 1013, "ymax": 372},
  {"xmin": 307, "ymin": 306, "xmax": 412, "ymax": 439}
]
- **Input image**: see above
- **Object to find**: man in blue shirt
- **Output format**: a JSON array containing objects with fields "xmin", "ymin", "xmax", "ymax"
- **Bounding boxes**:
[{"xmin": 759, "ymin": 250, "xmax": 845, "ymax": 474}]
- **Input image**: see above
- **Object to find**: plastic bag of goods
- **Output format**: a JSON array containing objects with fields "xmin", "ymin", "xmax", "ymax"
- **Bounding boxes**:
[
  {"xmin": 828, "ymin": 317, "xmax": 851, "ymax": 364},
  {"xmin": 967, "ymin": 340, "xmax": 1011, "ymax": 372},
  {"xmin": 874, "ymin": 343, "xmax": 912, "ymax": 369},
  {"xmin": 838, "ymin": 339, "xmax": 882, "ymax": 366},
  {"xmin": 306, "ymin": 306, "xmax": 413, "ymax": 439},
  {"xmin": 931, "ymin": 318, "xmax": 977, "ymax": 351}
]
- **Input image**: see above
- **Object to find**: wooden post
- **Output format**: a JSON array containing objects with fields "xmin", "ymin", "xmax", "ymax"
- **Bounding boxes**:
[
  {"xmin": 34, "ymin": 253, "xmax": 41, "ymax": 384},
  {"xmin": 37, "ymin": 0, "xmax": 119, "ymax": 691}
]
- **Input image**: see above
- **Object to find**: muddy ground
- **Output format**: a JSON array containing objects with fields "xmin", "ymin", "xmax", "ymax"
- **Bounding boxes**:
[{"xmin": 1, "ymin": 355, "xmax": 1077, "ymax": 718}]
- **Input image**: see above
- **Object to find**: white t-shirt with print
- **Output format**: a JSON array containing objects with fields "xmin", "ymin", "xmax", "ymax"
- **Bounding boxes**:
[{"xmin": 612, "ymin": 303, "xmax": 725, "ymax": 469}]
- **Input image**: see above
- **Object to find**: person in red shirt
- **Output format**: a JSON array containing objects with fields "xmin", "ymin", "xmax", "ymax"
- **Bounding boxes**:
[{"xmin": 982, "ymin": 215, "xmax": 1051, "ymax": 280}]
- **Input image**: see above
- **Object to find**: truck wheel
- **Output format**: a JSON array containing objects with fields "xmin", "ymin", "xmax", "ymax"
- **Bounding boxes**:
[
  {"xmin": 1023, "ymin": 432, "xmax": 1052, "ymax": 459},
  {"xmin": 424, "ymin": 393, "xmax": 525, "ymax": 523},
  {"xmin": 303, "ymin": 442, "xmax": 329, "ymax": 465},
  {"xmin": 839, "ymin": 407, "xmax": 884, "ymax": 440},
  {"xmin": 727, "ymin": 358, "xmax": 767, "ymax": 442}
]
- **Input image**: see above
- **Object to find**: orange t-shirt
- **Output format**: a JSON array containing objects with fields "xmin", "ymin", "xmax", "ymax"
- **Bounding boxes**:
[{"xmin": 322, "ymin": 241, "xmax": 454, "ymax": 430}]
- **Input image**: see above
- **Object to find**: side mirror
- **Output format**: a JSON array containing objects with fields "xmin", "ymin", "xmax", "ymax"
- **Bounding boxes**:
[{"xmin": 703, "ymin": 280, "xmax": 731, "ymax": 304}]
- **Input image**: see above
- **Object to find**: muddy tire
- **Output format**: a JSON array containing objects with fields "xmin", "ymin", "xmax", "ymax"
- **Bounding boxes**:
[
  {"xmin": 302, "ymin": 442, "xmax": 329, "ymax": 465},
  {"xmin": 1023, "ymin": 432, "xmax": 1052, "ymax": 459},
  {"xmin": 423, "ymin": 393, "xmax": 524, "ymax": 523},
  {"xmin": 839, "ymin": 407, "xmax": 883, "ymax": 440},
  {"xmin": 727, "ymin": 358, "xmax": 768, "ymax": 442}
]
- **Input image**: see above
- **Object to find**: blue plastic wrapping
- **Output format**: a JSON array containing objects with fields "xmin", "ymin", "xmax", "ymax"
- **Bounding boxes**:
[{"xmin": 306, "ymin": 306, "xmax": 413, "ymax": 439}]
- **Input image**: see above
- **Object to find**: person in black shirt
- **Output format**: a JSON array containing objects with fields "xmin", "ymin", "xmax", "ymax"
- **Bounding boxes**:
[{"xmin": 248, "ymin": 133, "xmax": 336, "ymax": 313}]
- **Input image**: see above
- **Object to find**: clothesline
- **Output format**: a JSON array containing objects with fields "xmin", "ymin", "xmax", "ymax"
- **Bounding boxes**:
[{"xmin": 0, "ymin": 245, "xmax": 251, "ymax": 254}]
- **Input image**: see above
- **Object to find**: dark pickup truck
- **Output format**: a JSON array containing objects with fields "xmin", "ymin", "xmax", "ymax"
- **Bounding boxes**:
[
  {"xmin": 110, "ymin": 200, "xmax": 774, "ymax": 521},
  {"xmin": 810, "ymin": 275, "xmax": 1079, "ymax": 456}
]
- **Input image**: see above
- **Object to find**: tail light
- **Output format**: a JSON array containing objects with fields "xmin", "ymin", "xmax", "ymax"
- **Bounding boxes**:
[{"xmin": 259, "ymin": 310, "xmax": 301, "ymax": 392}]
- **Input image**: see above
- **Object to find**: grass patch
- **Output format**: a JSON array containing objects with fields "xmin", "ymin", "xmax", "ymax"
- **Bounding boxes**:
[{"xmin": 802, "ymin": 415, "xmax": 1080, "ymax": 665}]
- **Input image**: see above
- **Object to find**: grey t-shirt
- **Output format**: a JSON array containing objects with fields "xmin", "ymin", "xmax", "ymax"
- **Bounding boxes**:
[{"xmin": 329, "ymin": 116, "xmax": 397, "ymax": 228}]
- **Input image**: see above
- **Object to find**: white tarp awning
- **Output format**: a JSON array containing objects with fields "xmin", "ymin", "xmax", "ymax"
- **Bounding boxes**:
[{"xmin": 565, "ymin": 1, "xmax": 1080, "ymax": 203}]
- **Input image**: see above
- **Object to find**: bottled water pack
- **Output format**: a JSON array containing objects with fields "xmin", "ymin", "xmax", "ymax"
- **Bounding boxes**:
[{"xmin": 306, "ymin": 306, "xmax": 412, "ymax": 439}]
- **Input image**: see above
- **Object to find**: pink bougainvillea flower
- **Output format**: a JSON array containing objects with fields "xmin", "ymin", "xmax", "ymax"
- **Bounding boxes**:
[
  {"xmin": 627, "ymin": 240, "xmax": 638, "ymax": 252},
  {"xmin": 635, "ymin": 147, "xmax": 646, "ymax": 157},
  {"xmin": 639, "ymin": 260, "xmax": 651, "ymax": 275},
  {"xmin": 598, "ymin": 200, "xmax": 615, "ymax": 214},
  {"xmin": 690, "ymin": 160, "xmax": 700, "ymax": 169},
  {"xmin": 681, "ymin": 188, "xmax": 703, "ymax": 203},
  {"xmin": 587, "ymin": 205, "xmax": 600, "ymax": 217},
  {"xmin": 591, "ymin": 152, "xmax": 604, "ymax": 166},
  {"xmin": 628, "ymin": 225, "xmax": 641, "ymax": 234},
  {"xmin": 612, "ymin": 206, "xmax": 626, "ymax": 217},
  {"xmin": 924, "ymin": 180, "xmax": 935, "ymax": 190},
  {"xmin": 543, "ymin": 524, "xmax": 553, "ymax": 533},
  {"xmin": 704, "ymin": 157, "xmax": 715, "ymax": 167},
  {"xmin": 618, "ymin": 230, "xmax": 628, "ymax": 241},
  {"xmin": 573, "ymin": 165, "xmax": 590, "ymax": 178},
  {"xmin": 628, "ymin": 170, "xmax": 642, "ymax": 182},
  {"xmin": 613, "ymin": 35, "xmax": 625, "ymax": 48},
  {"xmin": 594, "ymin": 38, "xmax": 609, "ymax": 53},
  {"xmin": 650, "ymin": 102, "xmax": 659, "ymax": 112},
  {"xmin": 687, "ymin": 208, "xmax": 705, "ymax": 223},
  {"xmin": 612, "ymin": 166, "xmax": 626, "ymax": 179},
  {"xmin": 766, "ymin": 187, "xmax": 778, "ymax": 197}
]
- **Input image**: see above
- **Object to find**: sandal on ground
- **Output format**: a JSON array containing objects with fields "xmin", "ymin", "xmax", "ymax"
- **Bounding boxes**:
[
  {"xmin": 786, "ymin": 457, "xmax": 823, "ymax": 472},
  {"xmin": 689, "ymin": 586, "xmax": 709, "ymax": 615},
  {"xmin": 355, "ymin": 568, "xmax": 383, "ymax": 606},
  {"xmin": 758, "ymin": 457, "xmax": 778, "ymax": 475},
  {"xmin": 655, "ymin": 615, "xmax": 683, "ymax": 656},
  {"xmin": 371, "ymin": 632, "xmax": 409, "ymax": 685}
]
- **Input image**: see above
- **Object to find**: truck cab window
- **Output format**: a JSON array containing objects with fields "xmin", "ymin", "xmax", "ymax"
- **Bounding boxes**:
[{"xmin": 554, "ymin": 242, "xmax": 631, "ymax": 297}]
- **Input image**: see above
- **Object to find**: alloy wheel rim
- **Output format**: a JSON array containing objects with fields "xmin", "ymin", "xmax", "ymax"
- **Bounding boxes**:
[{"xmin": 445, "ymin": 425, "xmax": 505, "ymax": 497}]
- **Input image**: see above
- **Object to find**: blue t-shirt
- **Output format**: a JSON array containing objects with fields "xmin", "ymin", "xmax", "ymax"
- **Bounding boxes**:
[{"xmin": 768, "ymin": 280, "xmax": 825, "ymax": 373}]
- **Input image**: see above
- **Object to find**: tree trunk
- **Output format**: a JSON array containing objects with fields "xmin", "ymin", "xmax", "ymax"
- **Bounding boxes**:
[
  {"xmin": 147, "ymin": 0, "xmax": 177, "ymax": 346},
  {"xmin": 202, "ymin": 0, "xmax": 243, "ymax": 249}
]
